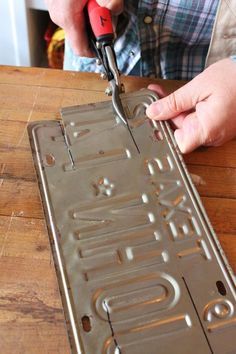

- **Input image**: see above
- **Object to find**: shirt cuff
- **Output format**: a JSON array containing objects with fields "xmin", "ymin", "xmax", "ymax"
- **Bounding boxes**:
[{"xmin": 230, "ymin": 55, "xmax": 236, "ymax": 63}]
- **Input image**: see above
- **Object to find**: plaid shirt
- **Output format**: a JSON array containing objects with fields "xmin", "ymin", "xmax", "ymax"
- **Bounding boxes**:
[{"xmin": 64, "ymin": 0, "xmax": 219, "ymax": 80}]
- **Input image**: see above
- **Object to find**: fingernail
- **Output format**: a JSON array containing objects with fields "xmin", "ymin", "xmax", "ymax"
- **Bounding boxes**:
[{"xmin": 146, "ymin": 102, "xmax": 162, "ymax": 119}]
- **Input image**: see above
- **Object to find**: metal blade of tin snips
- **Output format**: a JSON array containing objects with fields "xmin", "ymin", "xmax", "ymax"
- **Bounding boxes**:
[{"xmin": 105, "ymin": 46, "xmax": 140, "ymax": 154}]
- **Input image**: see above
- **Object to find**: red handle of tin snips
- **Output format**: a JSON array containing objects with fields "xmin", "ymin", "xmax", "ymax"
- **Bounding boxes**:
[{"xmin": 87, "ymin": 0, "xmax": 114, "ymax": 41}]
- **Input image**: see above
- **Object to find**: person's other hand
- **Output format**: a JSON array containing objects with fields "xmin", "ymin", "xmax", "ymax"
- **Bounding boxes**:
[
  {"xmin": 45, "ymin": 0, "xmax": 123, "ymax": 57},
  {"xmin": 146, "ymin": 58, "xmax": 236, "ymax": 153}
]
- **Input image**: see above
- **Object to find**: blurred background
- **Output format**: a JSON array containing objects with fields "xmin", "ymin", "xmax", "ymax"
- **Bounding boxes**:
[{"xmin": 0, "ymin": 0, "xmax": 64, "ymax": 69}]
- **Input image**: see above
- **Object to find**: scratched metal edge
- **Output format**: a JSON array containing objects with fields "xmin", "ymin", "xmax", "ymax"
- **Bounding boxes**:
[
  {"xmin": 27, "ymin": 121, "xmax": 83, "ymax": 354},
  {"xmin": 160, "ymin": 119, "xmax": 236, "ymax": 290}
]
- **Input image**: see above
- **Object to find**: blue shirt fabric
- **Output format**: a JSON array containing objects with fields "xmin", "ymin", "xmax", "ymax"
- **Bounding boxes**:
[{"xmin": 64, "ymin": 0, "xmax": 219, "ymax": 80}]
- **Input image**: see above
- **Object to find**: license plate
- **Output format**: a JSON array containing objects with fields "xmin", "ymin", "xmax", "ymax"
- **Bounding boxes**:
[{"xmin": 28, "ymin": 89, "xmax": 236, "ymax": 354}]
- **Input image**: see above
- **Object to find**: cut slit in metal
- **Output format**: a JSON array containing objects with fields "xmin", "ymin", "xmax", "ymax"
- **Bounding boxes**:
[
  {"xmin": 182, "ymin": 277, "xmax": 213, "ymax": 354},
  {"xmin": 126, "ymin": 123, "xmax": 140, "ymax": 154},
  {"xmin": 60, "ymin": 121, "xmax": 75, "ymax": 168},
  {"xmin": 28, "ymin": 89, "xmax": 236, "ymax": 354},
  {"xmin": 103, "ymin": 301, "xmax": 121, "ymax": 354},
  {"xmin": 110, "ymin": 81, "xmax": 140, "ymax": 153}
]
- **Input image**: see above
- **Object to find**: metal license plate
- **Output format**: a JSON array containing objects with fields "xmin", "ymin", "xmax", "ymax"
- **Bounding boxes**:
[{"xmin": 28, "ymin": 89, "xmax": 236, "ymax": 354}]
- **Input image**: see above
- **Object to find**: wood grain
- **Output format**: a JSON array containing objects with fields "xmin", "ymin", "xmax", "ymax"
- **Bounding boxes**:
[
  {"xmin": 0, "ymin": 215, "xmax": 70, "ymax": 354},
  {"xmin": 0, "ymin": 66, "xmax": 235, "ymax": 353},
  {"xmin": 188, "ymin": 164, "xmax": 236, "ymax": 198},
  {"xmin": 184, "ymin": 140, "xmax": 236, "ymax": 168}
]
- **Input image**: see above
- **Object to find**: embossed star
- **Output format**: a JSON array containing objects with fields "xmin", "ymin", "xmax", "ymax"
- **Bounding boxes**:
[{"xmin": 92, "ymin": 177, "xmax": 115, "ymax": 197}]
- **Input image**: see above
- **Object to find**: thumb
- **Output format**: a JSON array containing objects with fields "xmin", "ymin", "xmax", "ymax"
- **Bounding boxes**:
[
  {"xmin": 97, "ymin": 0, "xmax": 124, "ymax": 14},
  {"xmin": 174, "ymin": 111, "xmax": 205, "ymax": 153},
  {"xmin": 146, "ymin": 74, "xmax": 207, "ymax": 120}
]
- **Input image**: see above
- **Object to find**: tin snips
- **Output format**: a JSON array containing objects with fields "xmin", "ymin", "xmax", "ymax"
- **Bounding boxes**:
[{"xmin": 86, "ymin": 0, "xmax": 128, "ymax": 127}]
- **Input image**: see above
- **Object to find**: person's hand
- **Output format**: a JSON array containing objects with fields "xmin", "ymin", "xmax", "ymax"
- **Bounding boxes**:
[
  {"xmin": 45, "ymin": 0, "xmax": 123, "ymax": 57},
  {"xmin": 146, "ymin": 58, "xmax": 236, "ymax": 153}
]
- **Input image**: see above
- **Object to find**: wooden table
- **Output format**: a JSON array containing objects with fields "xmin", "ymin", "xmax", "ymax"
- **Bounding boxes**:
[{"xmin": 0, "ymin": 66, "xmax": 235, "ymax": 353}]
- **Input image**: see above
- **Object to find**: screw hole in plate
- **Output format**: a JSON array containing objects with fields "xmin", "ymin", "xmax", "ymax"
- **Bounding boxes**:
[
  {"xmin": 82, "ymin": 315, "xmax": 92, "ymax": 332},
  {"xmin": 44, "ymin": 154, "xmax": 55, "ymax": 167},
  {"xmin": 216, "ymin": 280, "xmax": 227, "ymax": 296}
]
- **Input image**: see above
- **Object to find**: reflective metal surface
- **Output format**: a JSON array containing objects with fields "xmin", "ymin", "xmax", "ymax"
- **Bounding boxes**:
[{"xmin": 28, "ymin": 90, "xmax": 236, "ymax": 354}]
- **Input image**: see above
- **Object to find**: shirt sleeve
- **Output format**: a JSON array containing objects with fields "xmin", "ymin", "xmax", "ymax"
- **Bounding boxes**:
[
  {"xmin": 63, "ymin": 38, "xmax": 103, "ymax": 73},
  {"xmin": 230, "ymin": 55, "xmax": 236, "ymax": 63}
]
